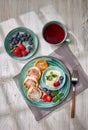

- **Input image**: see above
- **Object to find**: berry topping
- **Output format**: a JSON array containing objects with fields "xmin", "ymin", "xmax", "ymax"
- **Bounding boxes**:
[
  {"xmin": 45, "ymin": 95, "xmax": 52, "ymax": 102},
  {"xmin": 46, "ymin": 90, "xmax": 51, "ymax": 95},
  {"xmin": 59, "ymin": 76, "xmax": 64, "ymax": 80},
  {"xmin": 51, "ymin": 93, "xmax": 55, "ymax": 97},
  {"xmin": 54, "ymin": 81, "xmax": 60, "ymax": 87},
  {"xmin": 41, "ymin": 91, "xmax": 47, "ymax": 99},
  {"xmin": 42, "ymin": 88, "xmax": 47, "ymax": 92},
  {"xmin": 41, "ymin": 92, "xmax": 52, "ymax": 102}
]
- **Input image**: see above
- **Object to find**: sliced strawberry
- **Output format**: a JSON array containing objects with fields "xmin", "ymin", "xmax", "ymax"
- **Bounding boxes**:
[
  {"xmin": 12, "ymin": 47, "xmax": 22, "ymax": 57},
  {"xmin": 18, "ymin": 43, "xmax": 26, "ymax": 50},
  {"xmin": 41, "ymin": 92, "xmax": 52, "ymax": 102},
  {"xmin": 41, "ymin": 92, "xmax": 47, "ymax": 99},
  {"xmin": 21, "ymin": 50, "xmax": 28, "ymax": 56},
  {"xmin": 16, "ymin": 53, "xmax": 22, "ymax": 57},
  {"xmin": 43, "ymin": 95, "xmax": 47, "ymax": 102},
  {"xmin": 45, "ymin": 95, "xmax": 52, "ymax": 102}
]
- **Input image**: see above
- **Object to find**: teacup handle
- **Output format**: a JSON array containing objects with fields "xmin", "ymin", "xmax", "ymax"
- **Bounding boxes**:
[{"xmin": 64, "ymin": 37, "xmax": 71, "ymax": 43}]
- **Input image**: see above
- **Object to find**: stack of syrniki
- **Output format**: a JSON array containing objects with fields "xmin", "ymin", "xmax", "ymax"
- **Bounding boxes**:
[{"xmin": 23, "ymin": 59, "xmax": 48, "ymax": 101}]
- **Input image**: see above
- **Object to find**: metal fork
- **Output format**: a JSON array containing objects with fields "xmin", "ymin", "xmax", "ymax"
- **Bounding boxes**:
[{"xmin": 71, "ymin": 70, "xmax": 79, "ymax": 118}]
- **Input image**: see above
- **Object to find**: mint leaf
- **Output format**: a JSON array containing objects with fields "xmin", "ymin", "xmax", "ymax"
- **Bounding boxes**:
[
  {"xmin": 51, "ymin": 90, "xmax": 59, "ymax": 95},
  {"xmin": 52, "ymin": 93, "xmax": 64, "ymax": 103},
  {"xmin": 50, "ymin": 71, "xmax": 53, "ymax": 75},
  {"xmin": 59, "ymin": 93, "xmax": 64, "ymax": 97},
  {"xmin": 52, "ymin": 96, "xmax": 60, "ymax": 103},
  {"xmin": 46, "ymin": 71, "xmax": 58, "ymax": 81},
  {"xmin": 46, "ymin": 75, "xmax": 53, "ymax": 81},
  {"xmin": 52, "ymin": 74, "xmax": 57, "ymax": 78},
  {"xmin": 48, "ymin": 76, "xmax": 53, "ymax": 81}
]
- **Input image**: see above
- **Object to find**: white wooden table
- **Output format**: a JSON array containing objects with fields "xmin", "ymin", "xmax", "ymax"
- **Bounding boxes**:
[{"xmin": 0, "ymin": 1, "xmax": 88, "ymax": 130}]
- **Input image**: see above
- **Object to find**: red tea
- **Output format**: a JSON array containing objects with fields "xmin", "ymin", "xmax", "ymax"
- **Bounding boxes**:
[{"xmin": 43, "ymin": 23, "xmax": 65, "ymax": 44}]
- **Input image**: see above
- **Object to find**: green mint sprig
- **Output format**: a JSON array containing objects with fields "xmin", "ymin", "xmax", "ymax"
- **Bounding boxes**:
[{"xmin": 46, "ymin": 71, "xmax": 58, "ymax": 81}]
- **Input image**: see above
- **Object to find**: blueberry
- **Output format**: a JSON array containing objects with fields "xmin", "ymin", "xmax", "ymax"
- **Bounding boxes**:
[
  {"xmin": 59, "ymin": 79, "xmax": 62, "ymax": 84},
  {"xmin": 27, "ymin": 34, "xmax": 31, "ymax": 39},
  {"xmin": 15, "ymin": 32, "xmax": 19, "ymax": 37},
  {"xmin": 20, "ymin": 37, "xmax": 25, "ymax": 42},
  {"xmin": 9, "ymin": 37, "xmax": 14, "ymax": 42},
  {"xmin": 16, "ymin": 37, "xmax": 20, "ymax": 42},
  {"xmin": 46, "ymin": 90, "xmax": 51, "ymax": 95},
  {"xmin": 51, "ymin": 93, "xmax": 55, "ymax": 97},
  {"xmin": 23, "ymin": 32, "xmax": 27, "ymax": 37},
  {"xmin": 29, "ymin": 37, "xmax": 33, "ymax": 42},
  {"xmin": 25, "ymin": 37, "xmax": 29, "ymax": 41},
  {"xmin": 11, "ymin": 41, "xmax": 15, "ymax": 45},
  {"xmin": 29, "ymin": 41, "xmax": 33, "ymax": 45},
  {"xmin": 9, "ymin": 37, "xmax": 14, "ymax": 43},
  {"xmin": 12, "ymin": 38, "xmax": 16, "ymax": 43},
  {"xmin": 26, "ymin": 46, "xmax": 32, "ymax": 53},
  {"xmin": 17, "ymin": 35, "xmax": 21, "ymax": 39},
  {"xmin": 23, "ymin": 37, "xmax": 26, "ymax": 41},
  {"xmin": 42, "ymin": 88, "xmax": 47, "ymax": 92},
  {"xmin": 13, "ymin": 32, "xmax": 19, "ymax": 38},
  {"xmin": 59, "ymin": 76, "xmax": 64, "ymax": 80},
  {"xmin": 19, "ymin": 34, "xmax": 24, "ymax": 38},
  {"xmin": 14, "ymin": 39, "xmax": 18, "ymax": 44}
]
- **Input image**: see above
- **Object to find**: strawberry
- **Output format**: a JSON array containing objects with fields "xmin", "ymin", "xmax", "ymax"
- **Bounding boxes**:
[
  {"xmin": 16, "ymin": 53, "xmax": 22, "ymax": 57},
  {"xmin": 41, "ymin": 92, "xmax": 47, "ymax": 102},
  {"xmin": 12, "ymin": 47, "xmax": 22, "ymax": 57},
  {"xmin": 21, "ymin": 50, "xmax": 28, "ymax": 56},
  {"xmin": 54, "ymin": 81, "xmax": 60, "ymax": 87},
  {"xmin": 41, "ymin": 92, "xmax": 52, "ymax": 102},
  {"xmin": 18, "ymin": 43, "xmax": 26, "ymax": 50},
  {"xmin": 45, "ymin": 95, "xmax": 52, "ymax": 102},
  {"xmin": 41, "ymin": 92, "xmax": 47, "ymax": 99}
]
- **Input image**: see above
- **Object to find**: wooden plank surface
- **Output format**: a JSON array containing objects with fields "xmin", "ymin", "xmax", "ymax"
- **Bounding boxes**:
[{"xmin": 0, "ymin": 0, "xmax": 88, "ymax": 130}]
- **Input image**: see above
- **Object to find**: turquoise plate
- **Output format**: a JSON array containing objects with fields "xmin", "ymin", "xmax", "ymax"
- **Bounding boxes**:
[
  {"xmin": 40, "ymin": 66, "xmax": 66, "ymax": 90},
  {"xmin": 19, "ymin": 56, "xmax": 71, "ymax": 108},
  {"xmin": 4, "ymin": 27, "xmax": 39, "ymax": 60}
]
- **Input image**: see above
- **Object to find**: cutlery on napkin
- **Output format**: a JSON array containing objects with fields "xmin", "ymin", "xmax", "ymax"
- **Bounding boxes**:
[{"xmin": 71, "ymin": 70, "xmax": 79, "ymax": 118}]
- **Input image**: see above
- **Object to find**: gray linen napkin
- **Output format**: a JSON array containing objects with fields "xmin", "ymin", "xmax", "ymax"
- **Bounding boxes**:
[{"xmin": 13, "ymin": 44, "xmax": 88, "ymax": 121}]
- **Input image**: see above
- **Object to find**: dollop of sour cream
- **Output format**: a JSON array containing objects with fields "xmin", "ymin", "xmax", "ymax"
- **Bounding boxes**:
[{"xmin": 45, "ymin": 70, "xmax": 61, "ymax": 87}]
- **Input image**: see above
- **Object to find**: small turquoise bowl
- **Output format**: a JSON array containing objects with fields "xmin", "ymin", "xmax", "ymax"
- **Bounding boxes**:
[
  {"xmin": 4, "ymin": 27, "xmax": 39, "ymax": 60},
  {"xmin": 40, "ymin": 66, "xmax": 66, "ymax": 90}
]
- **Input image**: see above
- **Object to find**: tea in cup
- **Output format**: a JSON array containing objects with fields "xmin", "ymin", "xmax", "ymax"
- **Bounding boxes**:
[{"xmin": 42, "ymin": 21, "xmax": 70, "ymax": 45}]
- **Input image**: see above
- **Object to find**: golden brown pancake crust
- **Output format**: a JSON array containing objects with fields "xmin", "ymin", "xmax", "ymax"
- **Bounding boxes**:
[
  {"xmin": 24, "ymin": 77, "xmax": 38, "ymax": 90},
  {"xmin": 27, "ymin": 67, "xmax": 41, "ymax": 80},
  {"xmin": 34, "ymin": 59, "xmax": 48, "ymax": 72},
  {"xmin": 27, "ymin": 87, "xmax": 42, "ymax": 100}
]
